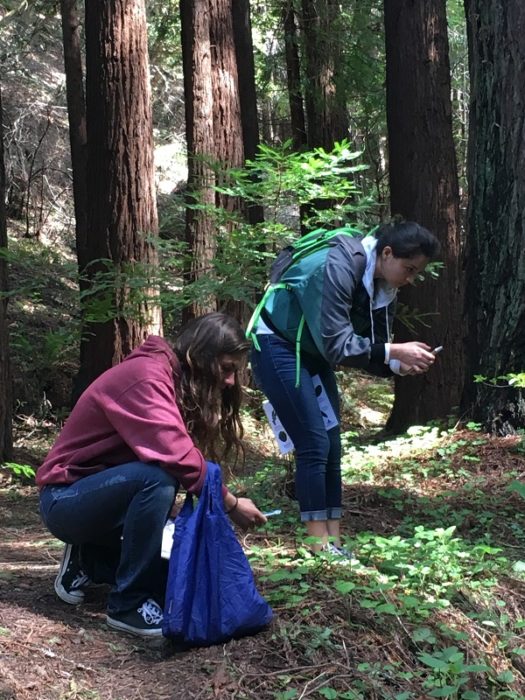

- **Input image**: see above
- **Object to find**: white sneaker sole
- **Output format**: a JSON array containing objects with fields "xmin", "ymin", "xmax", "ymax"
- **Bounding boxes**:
[
  {"xmin": 54, "ymin": 543, "xmax": 85, "ymax": 605},
  {"xmin": 106, "ymin": 615, "xmax": 164, "ymax": 638}
]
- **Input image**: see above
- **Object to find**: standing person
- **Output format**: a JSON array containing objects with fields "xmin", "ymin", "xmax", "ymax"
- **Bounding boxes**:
[
  {"xmin": 37, "ymin": 313, "xmax": 267, "ymax": 638},
  {"xmin": 249, "ymin": 221, "xmax": 440, "ymax": 556}
]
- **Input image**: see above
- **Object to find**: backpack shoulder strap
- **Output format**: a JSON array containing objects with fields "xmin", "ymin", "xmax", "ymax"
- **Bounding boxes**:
[{"xmin": 246, "ymin": 226, "xmax": 364, "ymax": 347}]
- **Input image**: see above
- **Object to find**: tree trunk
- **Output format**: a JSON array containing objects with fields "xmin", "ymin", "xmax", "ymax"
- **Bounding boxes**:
[
  {"xmin": 210, "ymin": 0, "xmax": 246, "ymax": 324},
  {"xmin": 384, "ymin": 0, "xmax": 463, "ymax": 433},
  {"xmin": 298, "ymin": 0, "xmax": 349, "ymax": 229},
  {"xmin": 282, "ymin": 0, "xmax": 307, "ymax": 150},
  {"xmin": 300, "ymin": 0, "xmax": 349, "ymax": 150},
  {"xmin": 180, "ymin": 0, "xmax": 217, "ymax": 319},
  {"xmin": 232, "ymin": 0, "xmax": 264, "ymax": 226},
  {"xmin": 78, "ymin": 0, "xmax": 161, "ymax": 395},
  {"xmin": 181, "ymin": 0, "xmax": 250, "ymax": 323},
  {"xmin": 0, "ymin": 84, "xmax": 13, "ymax": 461},
  {"xmin": 60, "ymin": 0, "xmax": 88, "ymax": 275},
  {"xmin": 461, "ymin": 0, "xmax": 525, "ymax": 434},
  {"xmin": 209, "ymin": 0, "xmax": 244, "ymax": 206}
]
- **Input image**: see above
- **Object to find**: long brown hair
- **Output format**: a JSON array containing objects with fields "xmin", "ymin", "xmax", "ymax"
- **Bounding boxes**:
[{"xmin": 173, "ymin": 312, "xmax": 250, "ymax": 462}]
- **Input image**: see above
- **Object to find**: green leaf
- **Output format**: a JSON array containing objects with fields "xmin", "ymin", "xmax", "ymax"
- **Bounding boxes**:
[
  {"xmin": 334, "ymin": 580, "xmax": 356, "ymax": 594},
  {"xmin": 496, "ymin": 670, "xmax": 514, "ymax": 683},
  {"xmin": 279, "ymin": 691, "xmax": 298, "ymax": 700},
  {"xmin": 462, "ymin": 664, "xmax": 490, "ymax": 673},
  {"xmin": 507, "ymin": 480, "xmax": 525, "ymax": 499},
  {"xmin": 412, "ymin": 627, "xmax": 436, "ymax": 643},
  {"xmin": 375, "ymin": 602, "xmax": 398, "ymax": 614},
  {"xmin": 319, "ymin": 689, "xmax": 338, "ymax": 699},
  {"xmin": 462, "ymin": 692, "xmax": 480, "ymax": 700},
  {"xmin": 418, "ymin": 653, "xmax": 449, "ymax": 669},
  {"xmin": 428, "ymin": 687, "xmax": 458, "ymax": 698}
]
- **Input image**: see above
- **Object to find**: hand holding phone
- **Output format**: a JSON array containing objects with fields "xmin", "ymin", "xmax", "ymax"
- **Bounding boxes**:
[{"xmin": 432, "ymin": 346, "xmax": 443, "ymax": 355}]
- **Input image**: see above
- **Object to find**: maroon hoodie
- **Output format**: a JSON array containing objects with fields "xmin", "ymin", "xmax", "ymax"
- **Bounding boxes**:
[{"xmin": 36, "ymin": 336, "xmax": 208, "ymax": 494}]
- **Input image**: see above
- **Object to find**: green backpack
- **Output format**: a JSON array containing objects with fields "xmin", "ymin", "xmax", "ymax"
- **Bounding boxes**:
[{"xmin": 246, "ymin": 225, "xmax": 363, "ymax": 386}]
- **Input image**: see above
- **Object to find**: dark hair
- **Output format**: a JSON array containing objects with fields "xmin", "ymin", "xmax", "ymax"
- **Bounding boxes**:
[
  {"xmin": 173, "ymin": 312, "xmax": 251, "ymax": 463},
  {"xmin": 375, "ymin": 220, "xmax": 440, "ymax": 259}
]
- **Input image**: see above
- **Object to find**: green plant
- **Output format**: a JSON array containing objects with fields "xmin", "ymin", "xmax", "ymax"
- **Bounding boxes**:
[
  {"xmin": 76, "ymin": 141, "xmax": 377, "ymax": 330},
  {"xmin": 418, "ymin": 646, "xmax": 489, "ymax": 698},
  {"xmin": 1, "ymin": 462, "xmax": 36, "ymax": 480},
  {"xmin": 353, "ymin": 525, "xmax": 505, "ymax": 607}
]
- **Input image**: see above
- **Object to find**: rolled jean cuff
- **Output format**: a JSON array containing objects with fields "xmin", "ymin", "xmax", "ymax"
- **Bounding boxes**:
[
  {"xmin": 327, "ymin": 507, "xmax": 342, "ymax": 520},
  {"xmin": 300, "ymin": 507, "xmax": 342, "ymax": 522}
]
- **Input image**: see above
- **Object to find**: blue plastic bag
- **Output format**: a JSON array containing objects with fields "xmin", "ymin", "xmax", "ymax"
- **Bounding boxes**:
[{"xmin": 162, "ymin": 462, "xmax": 273, "ymax": 645}]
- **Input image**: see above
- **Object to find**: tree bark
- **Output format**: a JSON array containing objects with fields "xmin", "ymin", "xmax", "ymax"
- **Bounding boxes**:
[
  {"xmin": 281, "ymin": 0, "xmax": 307, "ymax": 150},
  {"xmin": 0, "ymin": 84, "xmax": 13, "ymax": 461},
  {"xmin": 300, "ymin": 0, "xmax": 349, "ymax": 150},
  {"xmin": 181, "ymin": 0, "xmax": 251, "ymax": 322},
  {"xmin": 180, "ymin": 0, "xmax": 217, "ymax": 319},
  {"xmin": 60, "ymin": 0, "xmax": 88, "ymax": 275},
  {"xmin": 232, "ymin": 0, "xmax": 264, "ymax": 226},
  {"xmin": 461, "ymin": 0, "xmax": 525, "ymax": 434},
  {"xmin": 209, "ymin": 0, "xmax": 244, "ymax": 206},
  {"xmin": 384, "ymin": 0, "xmax": 463, "ymax": 432},
  {"xmin": 78, "ymin": 0, "xmax": 161, "ymax": 395}
]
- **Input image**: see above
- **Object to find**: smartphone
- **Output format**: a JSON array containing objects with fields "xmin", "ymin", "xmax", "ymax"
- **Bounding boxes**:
[
  {"xmin": 262, "ymin": 509, "xmax": 282, "ymax": 517},
  {"xmin": 432, "ymin": 346, "xmax": 444, "ymax": 355}
]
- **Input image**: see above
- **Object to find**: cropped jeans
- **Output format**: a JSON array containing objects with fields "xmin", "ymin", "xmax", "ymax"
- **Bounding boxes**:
[
  {"xmin": 39, "ymin": 461, "xmax": 178, "ymax": 615},
  {"xmin": 251, "ymin": 333, "xmax": 342, "ymax": 522}
]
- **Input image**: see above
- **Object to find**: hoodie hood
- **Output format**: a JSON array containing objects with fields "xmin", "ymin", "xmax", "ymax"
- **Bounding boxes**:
[
  {"xmin": 123, "ymin": 335, "xmax": 182, "ymax": 384},
  {"xmin": 360, "ymin": 235, "xmax": 398, "ymax": 310},
  {"xmin": 123, "ymin": 335, "xmax": 174, "ymax": 362}
]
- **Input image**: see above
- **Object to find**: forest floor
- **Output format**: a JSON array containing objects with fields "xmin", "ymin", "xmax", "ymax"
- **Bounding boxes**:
[
  {"xmin": 1, "ymin": 412, "xmax": 525, "ymax": 700},
  {"xmin": 2, "ymin": 224, "xmax": 525, "ymax": 699}
]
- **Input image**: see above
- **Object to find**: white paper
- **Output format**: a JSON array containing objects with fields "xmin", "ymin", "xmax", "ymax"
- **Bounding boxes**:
[
  {"xmin": 161, "ymin": 519, "xmax": 175, "ymax": 559},
  {"xmin": 311, "ymin": 374, "xmax": 339, "ymax": 430},
  {"xmin": 263, "ymin": 375, "xmax": 339, "ymax": 453},
  {"xmin": 263, "ymin": 400, "xmax": 295, "ymax": 454}
]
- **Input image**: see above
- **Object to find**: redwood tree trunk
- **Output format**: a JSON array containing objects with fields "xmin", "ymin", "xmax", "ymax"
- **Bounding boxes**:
[
  {"xmin": 209, "ymin": 0, "xmax": 244, "ymax": 208},
  {"xmin": 79, "ymin": 0, "xmax": 161, "ymax": 394},
  {"xmin": 232, "ymin": 0, "xmax": 264, "ymax": 226},
  {"xmin": 60, "ymin": 0, "xmax": 88, "ymax": 275},
  {"xmin": 0, "ymin": 84, "xmax": 13, "ymax": 461},
  {"xmin": 461, "ymin": 0, "xmax": 525, "ymax": 434},
  {"xmin": 384, "ymin": 0, "xmax": 463, "ymax": 432},
  {"xmin": 180, "ymin": 0, "xmax": 250, "ymax": 322},
  {"xmin": 282, "ymin": 0, "xmax": 307, "ymax": 150},
  {"xmin": 180, "ymin": 0, "xmax": 217, "ymax": 319},
  {"xmin": 300, "ymin": 0, "xmax": 349, "ymax": 150}
]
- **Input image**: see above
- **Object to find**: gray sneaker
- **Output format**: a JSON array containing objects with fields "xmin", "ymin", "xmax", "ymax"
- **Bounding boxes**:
[
  {"xmin": 321, "ymin": 543, "xmax": 354, "ymax": 563},
  {"xmin": 106, "ymin": 599, "xmax": 164, "ymax": 638},
  {"xmin": 54, "ymin": 543, "xmax": 91, "ymax": 605}
]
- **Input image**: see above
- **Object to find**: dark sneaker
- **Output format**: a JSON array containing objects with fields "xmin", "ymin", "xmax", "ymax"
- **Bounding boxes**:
[
  {"xmin": 106, "ymin": 599, "xmax": 164, "ymax": 638},
  {"xmin": 54, "ymin": 543, "xmax": 91, "ymax": 605}
]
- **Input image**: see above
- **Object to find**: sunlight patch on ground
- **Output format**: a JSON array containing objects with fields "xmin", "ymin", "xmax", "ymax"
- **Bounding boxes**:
[{"xmin": 341, "ymin": 425, "xmax": 444, "ymax": 478}]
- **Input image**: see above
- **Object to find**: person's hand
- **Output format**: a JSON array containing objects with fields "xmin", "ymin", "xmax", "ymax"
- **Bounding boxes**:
[
  {"xmin": 399, "ymin": 361, "xmax": 430, "ymax": 375},
  {"xmin": 390, "ymin": 342, "xmax": 435, "ymax": 370},
  {"xmin": 228, "ymin": 497, "xmax": 267, "ymax": 530}
]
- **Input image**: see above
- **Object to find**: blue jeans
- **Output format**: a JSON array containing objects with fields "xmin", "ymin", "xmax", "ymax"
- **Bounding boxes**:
[
  {"xmin": 251, "ymin": 333, "xmax": 342, "ymax": 522},
  {"xmin": 39, "ymin": 462, "xmax": 178, "ymax": 614}
]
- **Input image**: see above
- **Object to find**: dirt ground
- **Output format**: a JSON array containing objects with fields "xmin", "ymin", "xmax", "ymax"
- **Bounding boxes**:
[
  {"xmin": 0, "ymin": 479, "xmax": 293, "ymax": 700},
  {"xmin": 2, "ymin": 431, "xmax": 525, "ymax": 700}
]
